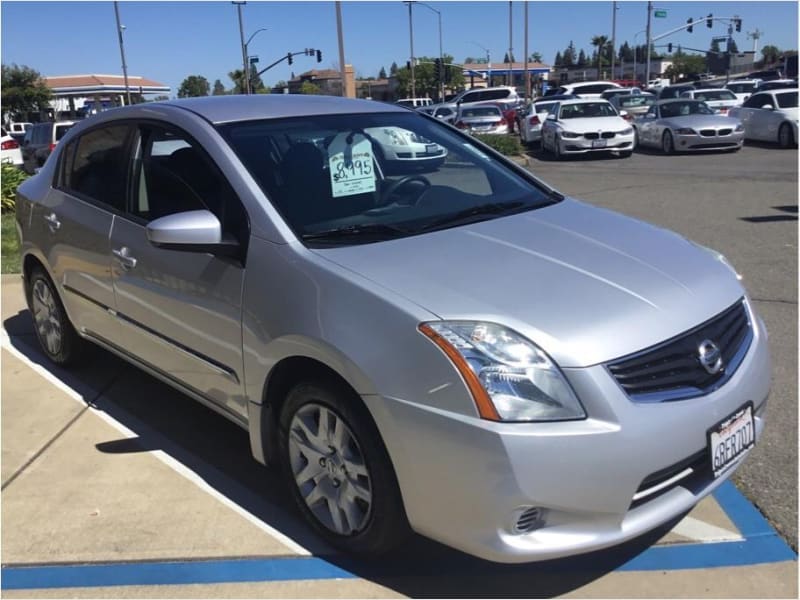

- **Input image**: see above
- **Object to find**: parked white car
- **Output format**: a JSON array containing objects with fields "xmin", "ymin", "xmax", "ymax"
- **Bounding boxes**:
[
  {"xmin": 518, "ymin": 99, "xmax": 560, "ymax": 146},
  {"xmin": 541, "ymin": 99, "xmax": 635, "ymax": 158},
  {"xmin": 547, "ymin": 81, "xmax": 622, "ymax": 98},
  {"xmin": 1, "ymin": 127, "xmax": 24, "ymax": 168},
  {"xmin": 680, "ymin": 89, "xmax": 740, "ymax": 115},
  {"xmin": 728, "ymin": 88, "xmax": 798, "ymax": 148},
  {"xmin": 363, "ymin": 126, "xmax": 447, "ymax": 170},
  {"xmin": 725, "ymin": 80, "xmax": 762, "ymax": 103}
]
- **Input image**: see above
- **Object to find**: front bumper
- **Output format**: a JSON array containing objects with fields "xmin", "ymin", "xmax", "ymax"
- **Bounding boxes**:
[
  {"xmin": 677, "ymin": 130, "xmax": 745, "ymax": 151},
  {"xmin": 558, "ymin": 132, "xmax": 634, "ymax": 154},
  {"xmin": 365, "ymin": 311, "xmax": 770, "ymax": 563}
]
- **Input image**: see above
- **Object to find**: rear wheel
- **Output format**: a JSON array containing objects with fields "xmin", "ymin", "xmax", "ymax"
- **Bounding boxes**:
[
  {"xmin": 662, "ymin": 130, "xmax": 675, "ymax": 155},
  {"xmin": 278, "ymin": 378, "xmax": 409, "ymax": 556},
  {"xmin": 778, "ymin": 123, "xmax": 794, "ymax": 149},
  {"xmin": 27, "ymin": 267, "xmax": 86, "ymax": 365}
]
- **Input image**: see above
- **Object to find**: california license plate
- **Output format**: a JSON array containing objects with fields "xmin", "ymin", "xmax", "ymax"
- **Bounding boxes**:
[
  {"xmin": 592, "ymin": 139, "xmax": 607, "ymax": 148},
  {"xmin": 708, "ymin": 402, "xmax": 755, "ymax": 478},
  {"xmin": 425, "ymin": 144, "xmax": 439, "ymax": 154}
]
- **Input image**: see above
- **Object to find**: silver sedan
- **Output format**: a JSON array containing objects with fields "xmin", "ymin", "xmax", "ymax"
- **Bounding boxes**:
[
  {"xmin": 634, "ymin": 99, "xmax": 745, "ymax": 153},
  {"xmin": 15, "ymin": 95, "xmax": 769, "ymax": 563}
]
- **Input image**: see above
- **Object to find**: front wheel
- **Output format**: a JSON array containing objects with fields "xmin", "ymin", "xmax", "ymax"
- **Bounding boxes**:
[
  {"xmin": 662, "ymin": 130, "xmax": 675, "ymax": 155},
  {"xmin": 278, "ymin": 379, "xmax": 409, "ymax": 556},
  {"xmin": 553, "ymin": 136, "xmax": 563, "ymax": 160},
  {"xmin": 778, "ymin": 122, "xmax": 794, "ymax": 149}
]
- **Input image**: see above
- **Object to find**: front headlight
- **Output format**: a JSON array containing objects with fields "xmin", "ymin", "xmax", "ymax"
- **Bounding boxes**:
[
  {"xmin": 735, "ymin": 123, "xmax": 744, "ymax": 132},
  {"xmin": 560, "ymin": 131, "xmax": 580, "ymax": 139},
  {"xmin": 675, "ymin": 128, "xmax": 696, "ymax": 135},
  {"xmin": 419, "ymin": 321, "xmax": 586, "ymax": 422},
  {"xmin": 619, "ymin": 127, "xmax": 633, "ymax": 135}
]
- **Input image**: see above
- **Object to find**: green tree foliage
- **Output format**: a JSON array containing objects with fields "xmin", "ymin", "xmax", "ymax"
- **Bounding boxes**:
[
  {"xmin": 228, "ymin": 69, "xmax": 246, "ymax": 94},
  {"xmin": 502, "ymin": 52, "xmax": 516, "ymax": 63},
  {"xmin": 591, "ymin": 35, "xmax": 609, "ymax": 73},
  {"xmin": 177, "ymin": 75, "xmax": 210, "ymax": 98},
  {"xmin": 248, "ymin": 64, "xmax": 266, "ymax": 93},
  {"xmin": 618, "ymin": 42, "xmax": 633, "ymax": 62},
  {"xmin": 378, "ymin": 66, "xmax": 387, "ymax": 79},
  {"xmin": 577, "ymin": 49, "xmax": 588, "ymax": 68},
  {"xmin": 562, "ymin": 41, "xmax": 576, "ymax": 67},
  {"xmin": 1, "ymin": 64, "xmax": 52, "ymax": 121},
  {"xmin": 1, "ymin": 163, "xmax": 28, "ymax": 212},
  {"xmin": 393, "ymin": 55, "xmax": 465, "ymax": 98},
  {"xmin": 212, "ymin": 79, "xmax": 226, "ymax": 95},
  {"xmin": 529, "ymin": 52, "xmax": 543, "ymax": 63},
  {"xmin": 299, "ymin": 81, "xmax": 322, "ymax": 95},
  {"xmin": 553, "ymin": 51, "xmax": 562, "ymax": 67},
  {"xmin": 390, "ymin": 61, "xmax": 398, "ymax": 75},
  {"xmin": 664, "ymin": 54, "xmax": 707, "ymax": 80},
  {"xmin": 761, "ymin": 45, "xmax": 781, "ymax": 65}
]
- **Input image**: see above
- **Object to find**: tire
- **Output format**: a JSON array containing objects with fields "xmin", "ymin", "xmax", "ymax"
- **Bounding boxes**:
[
  {"xmin": 662, "ymin": 130, "xmax": 675, "ymax": 155},
  {"xmin": 27, "ymin": 267, "xmax": 87, "ymax": 365},
  {"xmin": 553, "ymin": 136, "xmax": 563, "ymax": 160},
  {"xmin": 617, "ymin": 151, "xmax": 632, "ymax": 158},
  {"xmin": 278, "ymin": 378, "xmax": 409, "ymax": 556},
  {"xmin": 633, "ymin": 127, "xmax": 640, "ymax": 149},
  {"xmin": 778, "ymin": 122, "xmax": 794, "ymax": 149}
]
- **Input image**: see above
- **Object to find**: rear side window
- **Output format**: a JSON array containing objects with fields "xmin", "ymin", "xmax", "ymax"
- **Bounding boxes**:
[
  {"xmin": 64, "ymin": 125, "xmax": 131, "ymax": 211},
  {"xmin": 55, "ymin": 124, "xmax": 74, "ymax": 141},
  {"xmin": 776, "ymin": 92, "xmax": 798, "ymax": 109}
]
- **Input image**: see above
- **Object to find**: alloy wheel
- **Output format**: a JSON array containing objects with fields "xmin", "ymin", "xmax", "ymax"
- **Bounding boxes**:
[
  {"xmin": 31, "ymin": 279, "xmax": 62, "ymax": 356},
  {"xmin": 662, "ymin": 130, "xmax": 674, "ymax": 154},
  {"xmin": 288, "ymin": 402, "xmax": 372, "ymax": 536}
]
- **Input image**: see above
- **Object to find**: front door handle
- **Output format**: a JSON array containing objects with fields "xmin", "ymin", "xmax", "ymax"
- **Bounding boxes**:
[
  {"xmin": 112, "ymin": 247, "xmax": 138, "ymax": 270},
  {"xmin": 44, "ymin": 212, "xmax": 61, "ymax": 232}
]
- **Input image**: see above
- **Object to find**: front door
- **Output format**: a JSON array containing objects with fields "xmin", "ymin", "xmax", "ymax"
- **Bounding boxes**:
[{"xmin": 109, "ymin": 124, "xmax": 250, "ymax": 420}]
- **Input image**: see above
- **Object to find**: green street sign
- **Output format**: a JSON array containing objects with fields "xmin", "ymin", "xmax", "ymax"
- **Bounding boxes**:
[
  {"xmin": 654, "ymin": 9, "xmax": 667, "ymax": 17},
  {"xmin": 249, "ymin": 56, "xmax": 259, "ymax": 64}
]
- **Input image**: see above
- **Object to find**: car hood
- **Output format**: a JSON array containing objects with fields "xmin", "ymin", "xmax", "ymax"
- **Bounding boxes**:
[
  {"xmin": 312, "ymin": 199, "xmax": 745, "ymax": 367},
  {"xmin": 661, "ymin": 114, "xmax": 742, "ymax": 128},
  {"xmin": 558, "ymin": 116, "xmax": 629, "ymax": 133}
]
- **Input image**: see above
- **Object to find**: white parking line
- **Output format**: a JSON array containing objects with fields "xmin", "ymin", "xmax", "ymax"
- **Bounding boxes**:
[
  {"xmin": 0, "ymin": 329, "xmax": 311, "ymax": 557},
  {"xmin": 672, "ymin": 515, "xmax": 743, "ymax": 542}
]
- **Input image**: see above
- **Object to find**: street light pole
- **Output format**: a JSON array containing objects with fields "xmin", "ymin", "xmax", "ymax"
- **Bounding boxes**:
[
  {"xmin": 633, "ymin": 29, "xmax": 646, "ymax": 84},
  {"xmin": 406, "ymin": 1, "xmax": 416, "ymax": 98},
  {"xmin": 244, "ymin": 28, "xmax": 268, "ymax": 93},
  {"xmin": 417, "ymin": 2, "xmax": 443, "ymax": 101},
  {"xmin": 523, "ymin": 0, "xmax": 529, "ymax": 100},
  {"xmin": 233, "ymin": 1, "xmax": 249, "ymax": 95},
  {"xmin": 611, "ymin": 1, "xmax": 618, "ymax": 80},
  {"xmin": 113, "ymin": 1, "xmax": 131, "ymax": 105},
  {"xmin": 336, "ymin": 1, "xmax": 347, "ymax": 97},
  {"xmin": 645, "ymin": 0, "xmax": 653, "ymax": 86},
  {"xmin": 470, "ymin": 41, "xmax": 491, "ymax": 87},
  {"xmin": 507, "ymin": 1, "xmax": 513, "ymax": 86}
]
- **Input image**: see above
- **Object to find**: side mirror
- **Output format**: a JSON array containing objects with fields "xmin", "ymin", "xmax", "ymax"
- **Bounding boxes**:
[
  {"xmin": 761, "ymin": 104, "xmax": 774, "ymax": 110},
  {"xmin": 146, "ymin": 209, "xmax": 239, "ymax": 256},
  {"xmin": 546, "ymin": 113, "xmax": 557, "ymax": 121}
]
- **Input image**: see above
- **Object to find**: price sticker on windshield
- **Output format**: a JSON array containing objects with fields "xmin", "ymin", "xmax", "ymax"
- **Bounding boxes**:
[{"xmin": 328, "ymin": 134, "xmax": 376, "ymax": 198}]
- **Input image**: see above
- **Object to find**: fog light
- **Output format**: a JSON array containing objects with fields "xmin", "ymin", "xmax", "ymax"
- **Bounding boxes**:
[{"xmin": 512, "ymin": 506, "xmax": 547, "ymax": 534}]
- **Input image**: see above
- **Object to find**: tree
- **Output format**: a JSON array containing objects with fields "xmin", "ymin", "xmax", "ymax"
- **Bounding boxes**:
[
  {"xmin": 591, "ymin": 35, "xmax": 609, "ymax": 74},
  {"xmin": 554, "ymin": 51, "xmax": 563, "ymax": 67},
  {"xmin": 248, "ymin": 64, "xmax": 266, "ymax": 93},
  {"xmin": 577, "ymin": 49, "xmax": 588, "ymax": 67},
  {"xmin": 562, "ymin": 41, "xmax": 576, "ymax": 67},
  {"xmin": 529, "ymin": 51, "xmax": 543, "ymax": 63},
  {"xmin": 1, "ymin": 64, "xmax": 52, "ymax": 121},
  {"xmin": 299, "ymin": 81, "xmax": 322, "ymax": 95},
  {"xmin": 228, "ymin": 69, "xmax": 246, "ymax": 94},
  {"xmin": 618, "ymin": 41, "xmax": 633, "ymax": 62},
  {"xmin": 761, "ymin": 45, "xmax": 781, "ymax": 65},
  {"xmin": 378, "ymin": 66, "xmax": 387, "ymax": 79},
  {"xmin": 463, "ymin": 56, "xmax": 476, "ymax": 64},
  {"xmin": 212, "ymin": 79, "xmax": 226, "ymax": 95},
  {"xmin": 393, "ymin": 54, "xmax": 463, "ymax": 99},
  {"xmin": 177, "ymin": 75, "xmax": 210, "ymax": 98},
  {"xmin": 664, "ymin": 54, "xmax": 706, "ymax": 80},
  {"xmin": 502, "ymin": 52, "xmax": 516, "ymax": 63},
  {"xmin": 390, "ymin": 61, "xmax": 399, "ymax": 75}
]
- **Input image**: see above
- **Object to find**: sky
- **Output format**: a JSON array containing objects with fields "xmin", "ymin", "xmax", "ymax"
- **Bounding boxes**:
[{"xmin": 1, "ymin": 1, "xmax": 798, "ymax": 97}]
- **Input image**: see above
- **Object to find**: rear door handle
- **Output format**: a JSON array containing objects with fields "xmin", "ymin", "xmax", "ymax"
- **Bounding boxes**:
[
  {"xmin": 44, "ymin": 212, "xmax": 61, "ymax": 231},
  {"xmin": 112, "ymin": 247, "xmax": 138, "ymax": 270}
]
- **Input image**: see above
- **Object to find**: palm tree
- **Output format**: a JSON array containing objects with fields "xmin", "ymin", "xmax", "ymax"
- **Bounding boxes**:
[{"xmin": 591, "ymin": 35, "xmax": 609, "ymax": 78}]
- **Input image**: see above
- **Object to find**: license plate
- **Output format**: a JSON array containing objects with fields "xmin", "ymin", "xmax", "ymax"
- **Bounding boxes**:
[
  {"xmin": 425, "ymin": 144, "xmax": 438, "ymax": 153},
  {"xmin": 592, "ymin": 139, "xmax": 607, "ymax": 148},
  {"xmin": 708, "ymin": 402, "xmax": 755, "ymax": 478}
]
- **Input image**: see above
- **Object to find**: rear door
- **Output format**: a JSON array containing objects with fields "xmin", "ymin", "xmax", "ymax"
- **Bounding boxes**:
[
  {"xmin": 108, "ymin": 123, "xmax": 249, "ymax": 420},
  {"xmin": 34, "ymin": 123, "xmax": 134, "ymax": 344}
]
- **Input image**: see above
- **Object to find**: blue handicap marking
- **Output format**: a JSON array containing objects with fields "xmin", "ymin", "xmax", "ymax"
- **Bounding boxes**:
[{"xmin": 2, "ymin": 481, "xmax": 796, "ymax": 590}]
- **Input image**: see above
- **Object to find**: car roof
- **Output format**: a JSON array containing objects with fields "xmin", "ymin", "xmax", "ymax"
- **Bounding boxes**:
[
  {"xmin": 689, "ymin": 88, "xmax": 731, "ymax": 93},
  {"xmin": 561, "ymin": 80, "xmax": 620, "ymax": 87},
  {"xmin": 558, "ymin": 98, "xmax": 613, "ymax": 105},
  {"xmin": 157, "ymin": 95, "xmax": 406, "ymax": 124},
  {"xmin": 655, "ymin": 98, "xmax": 704, "ymax": 105}
]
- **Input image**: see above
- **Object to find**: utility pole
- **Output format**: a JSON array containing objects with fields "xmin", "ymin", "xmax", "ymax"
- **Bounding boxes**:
[
  {"xmin": 113, "ymin": 1, "xmax": 131, "ymax": 106},
  {"xmin": 523, "ymin": 1, "xmax": 530, "ymax": 100},
  {"xmin": 336, "ymin": 1, "xmax": 347, "ymax": 96},
  {"xmin": 610, "ymin": 1, "xmax": 617, "ymax": 80},
  {"xmin": 407, "ymin": 1, "xmax": 416, "ymax": 98},
  {"xmin": 233, "ymin": 1, "xmax": 249, "ymax": 95},
  {"xmin": 645, "ymin": 1, "xmax": 653, "ymax": 86},
  {"xmin": 725, "ymin": 20, "xmax": 734, "ymax": 84},
  {"xmin": 507, "ymin": 1, "xmax": 513, "ymax": 86},
  {"xmin": 747, "ymin": 28, "xmax": 763, "ymax": 55}
]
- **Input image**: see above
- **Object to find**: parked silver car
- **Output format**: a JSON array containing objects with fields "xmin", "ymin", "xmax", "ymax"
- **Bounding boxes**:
[
  {"xmin": 634, "ymin": 99, "xmax": 745, "ymax": 153},
  {"xmin": 454, "ymin": 104, "xmax": 509, "ymax": 135},
  {"xmin": 16, "ymin": 95, "xmax": 770, "ymax": 563}
]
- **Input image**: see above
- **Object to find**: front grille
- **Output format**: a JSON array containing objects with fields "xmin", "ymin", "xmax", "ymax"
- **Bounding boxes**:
[
  {"xmin": 687, "ymin": 142, "xmax": 740, "ymax": 149},
  {"xmin": 630, "ymin": 448, "xmax": 711, "ymax": 509},
  {"xmin": 584, "ymin": 132, "xmax": 599, "ymax": 139},
  {"xmin": 601, "ymin": 131, "xmax": 616, "ymax": 139},
  {"xmin": 700, "ymin": 129, "xmax": 716, "ymax": 137},
  {"xmin": 718, "ymin": 128, "xmax": 733, "ymax": 136},
  {"xmin": 607, "ymin": 299, "xmax": 751, "ymax": 402}
]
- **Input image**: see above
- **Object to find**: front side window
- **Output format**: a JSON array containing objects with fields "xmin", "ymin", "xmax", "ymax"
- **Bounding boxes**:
[
  {"xmin": 219, "ymin": 111, "xmax": 558, "ymax": 246},
  {"xmin": 65, "ymin": 125, "xmax": 131, "ymax": 210},
  {"xmin": 55, "ymin": 123, "xmax": 74, "ymax": 141},
  {"xmin": 742, "ymin": 93, "xmax": 768, "ymax": 108}
]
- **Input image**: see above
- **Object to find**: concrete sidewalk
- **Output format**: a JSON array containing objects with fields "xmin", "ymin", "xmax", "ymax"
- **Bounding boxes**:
[{"xmin": 1, "ymin": 275, "xmax": 796, "ymax": 598}]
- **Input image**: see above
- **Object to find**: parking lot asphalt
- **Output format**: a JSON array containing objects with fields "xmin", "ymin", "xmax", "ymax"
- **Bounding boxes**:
[{"xmin": 2, "ymin": 142, "xmax": 797, "ymax": 597}]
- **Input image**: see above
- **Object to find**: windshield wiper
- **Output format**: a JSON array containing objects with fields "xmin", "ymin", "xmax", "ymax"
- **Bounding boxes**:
[
  {"xmin": 418, "ymin": 201, "xmax": 530, "ymax": 232},
  {"xmin": 301, "ymin": 223, "xmax": 410, "ymax": 243}
]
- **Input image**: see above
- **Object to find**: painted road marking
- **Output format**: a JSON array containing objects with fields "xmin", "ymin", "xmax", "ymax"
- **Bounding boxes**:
[
  {"xmin": 671, "ymin": 516, "xmax": 742, "ymax": 542},
  {"xmin": 0, "ymin": 331, "xmax": 311, "ymax": 557}
]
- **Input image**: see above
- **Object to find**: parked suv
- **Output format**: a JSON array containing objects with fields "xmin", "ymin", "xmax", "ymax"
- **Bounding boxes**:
[
  {"xmin": 21, "ymin": 121, "xmax": 75, "ymax": 174},
  {"xmin": 546, "ymin": 81, "xmax": 622, "ymax": 98},
  {"xmin": 395, "ymin": 97, "xmax": 433, "ymax": 108}
]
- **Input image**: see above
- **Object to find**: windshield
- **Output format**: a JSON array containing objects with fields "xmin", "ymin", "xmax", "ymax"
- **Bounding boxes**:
[
  {"xmin": 659, "ymin": 101, "xmax": 714, "ymax": 118},
  {"xmin": 727, "ymin": 83, "xmax": 757, "ymax": 93},
  {"xmin": 776, "ymin": 91, "xmax": 798, "ymax": 108},
  {"xmin": 694, "ymin": 90, "xmax": 736, "ymax": 101},
  {"xmin": 559, "ymin": 102, "xmax": 617, "ymax": 119},
  {"xmin": 219, "ymin": 112, "xmax": 557, "ymax": 245}
]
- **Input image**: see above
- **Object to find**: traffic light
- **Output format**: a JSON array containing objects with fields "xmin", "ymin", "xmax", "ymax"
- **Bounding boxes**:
[
  {"xmin": 735, "ymin": 18, "xmax": 742, "ymax": 32},
  {"xmin": 706, "ymin": 13, "xmax": 713, "ymax": 28},
  {"xmin": 686, "ymin": 18, "xmax": 693, "ymax": 33},
  {"xmin": 667, "ymin": 43, "xmax": 673, "ymax": 53},
  {"xmin": 316, "ymin": 49, "xmax": 322, "ymax": 63},
  {"xmin": 433, "ymin": 58, "xmax": 443, "ymax": 81},
  {"xmin": 406, "ymin": 60, "xmax": 411, "ymax": 70},
  {"xmin": 287, "ymin": 52, "xmax": 293, "ymax": 65}
]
